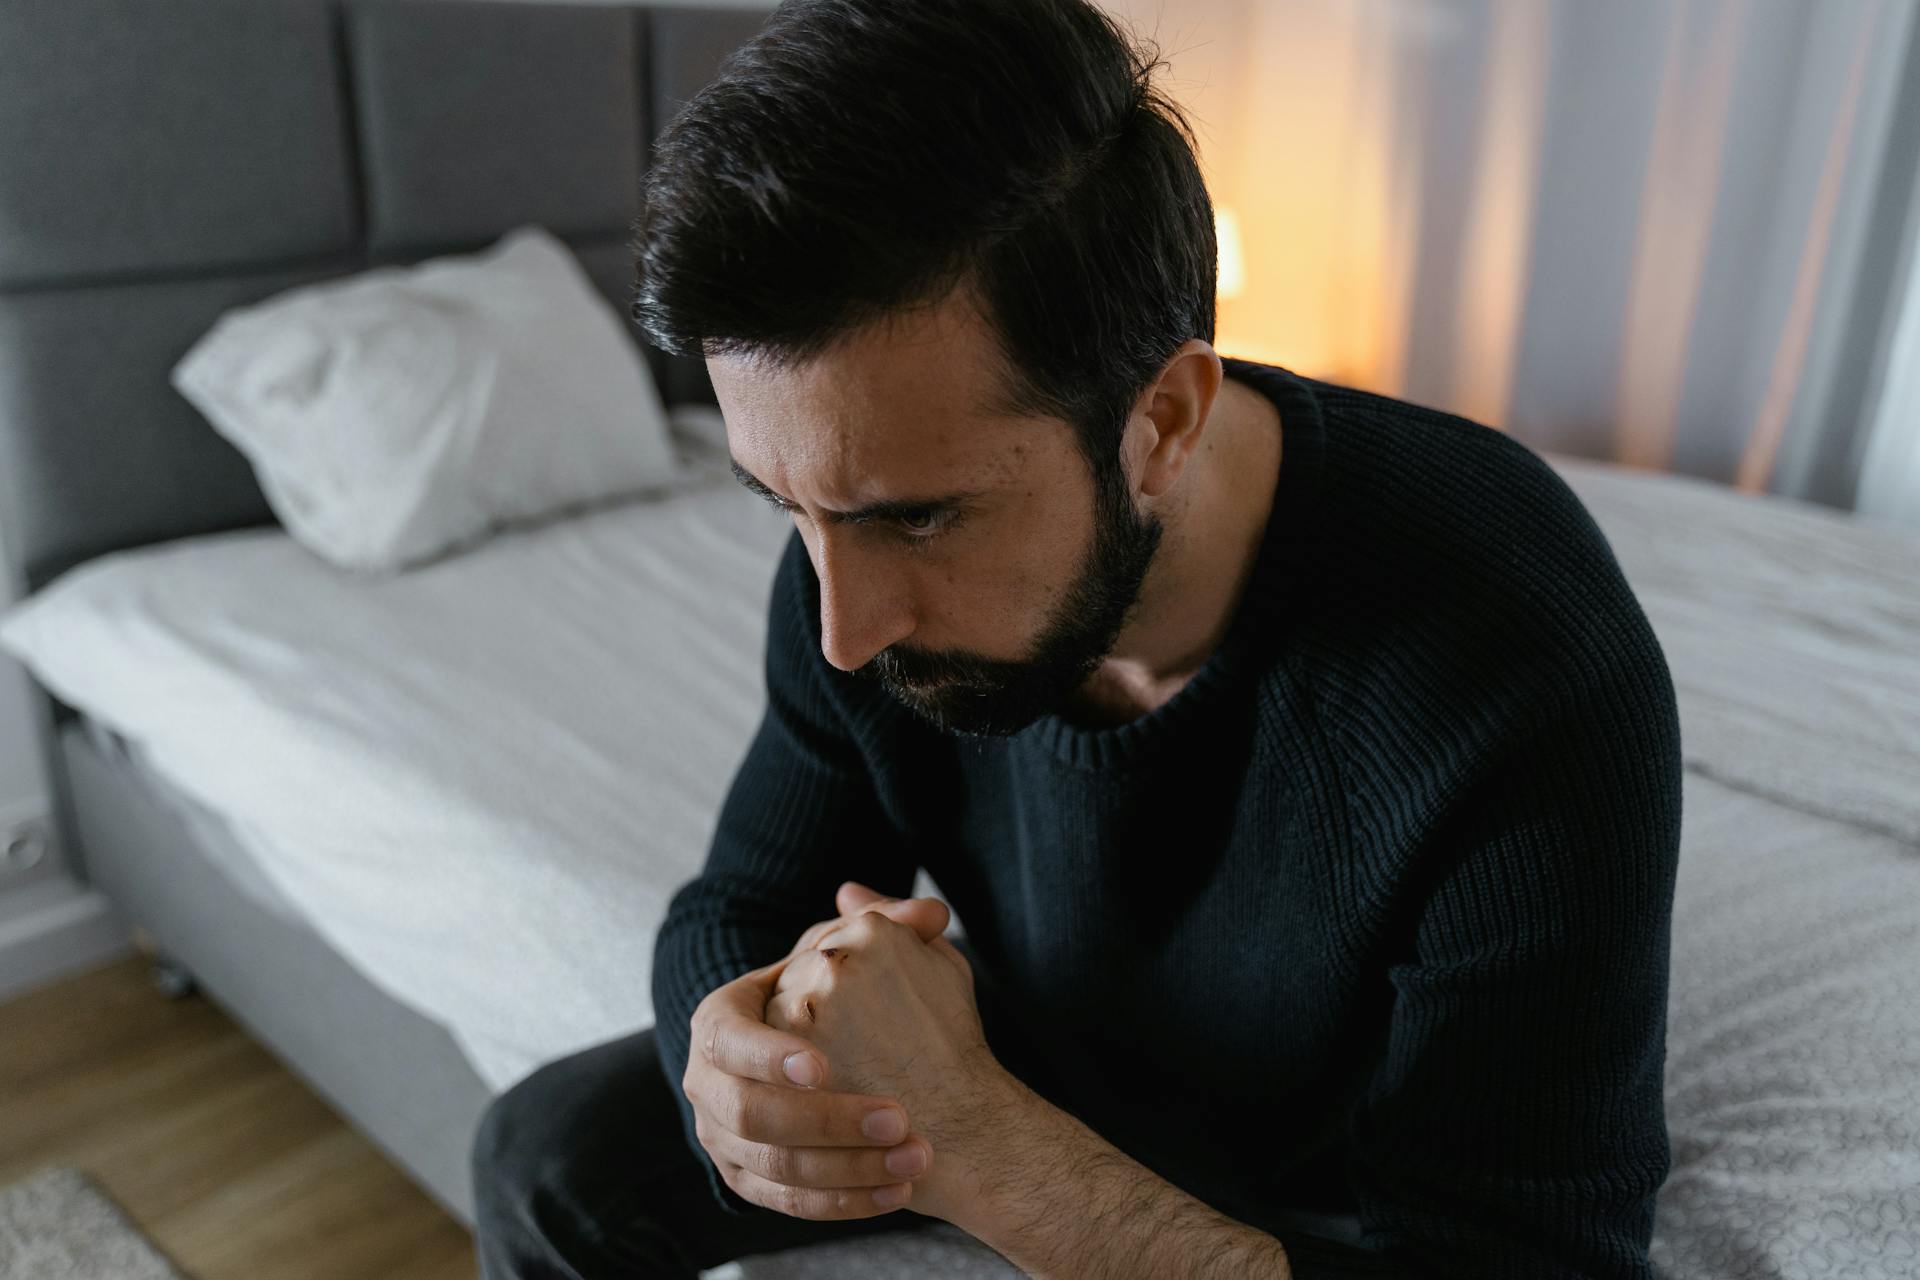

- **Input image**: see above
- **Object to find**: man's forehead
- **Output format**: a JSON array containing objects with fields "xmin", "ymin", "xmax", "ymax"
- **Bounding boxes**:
[
  {"xmin": 713, "ymin": 353, "xmax": 1002, "ymax": 437},
  {"xmin": 706, "ymin": 313, "xmax": 1042, "ymax": 500},
  {"xmin": 711, "ymin": 301, "xmax": 1021, "ymax": 419}
]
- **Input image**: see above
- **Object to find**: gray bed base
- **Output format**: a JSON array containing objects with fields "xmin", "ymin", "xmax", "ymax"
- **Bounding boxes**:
[
  {"xmin": 63, "ymin": 718, "xmax": 494, "ymax": 1226},
  {"xmin": 0, "ymin": 0, "xmax": 774, "ymax": 1239}
]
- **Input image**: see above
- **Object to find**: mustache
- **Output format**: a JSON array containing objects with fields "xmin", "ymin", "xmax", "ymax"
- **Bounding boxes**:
[{"xmin": 866, "ymin": 646, "xmax": 999, "ymax": 685}]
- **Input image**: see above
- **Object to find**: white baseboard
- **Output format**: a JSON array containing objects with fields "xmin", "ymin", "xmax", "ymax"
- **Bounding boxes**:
[{"xmin": 0, "ymin": 878, "xmax": 134, "ymax": 1004}]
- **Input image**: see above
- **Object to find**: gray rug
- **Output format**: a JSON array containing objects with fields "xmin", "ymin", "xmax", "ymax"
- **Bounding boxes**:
[{"xmin": 0, "ymin": 1167, "xmax": 189, "ymax": 1280}]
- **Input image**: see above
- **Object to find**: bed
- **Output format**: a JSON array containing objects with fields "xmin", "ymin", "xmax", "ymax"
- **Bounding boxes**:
[{"xmin": 2, "ymin": 1, "xmax": 1918, "ymax": 1277}]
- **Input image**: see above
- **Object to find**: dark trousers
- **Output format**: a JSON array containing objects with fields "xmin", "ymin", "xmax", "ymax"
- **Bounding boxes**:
[{"xmin": 469, "ymin": 1020, "xmax": 949, "ymax": 1278}]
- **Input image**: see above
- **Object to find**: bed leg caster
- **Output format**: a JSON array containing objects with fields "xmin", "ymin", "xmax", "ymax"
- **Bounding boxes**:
[{"xmin": 150, "ymin": 955, "xmax": 199, "ymax": 1000}]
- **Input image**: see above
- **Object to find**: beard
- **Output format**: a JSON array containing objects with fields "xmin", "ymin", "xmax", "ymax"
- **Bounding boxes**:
[{"xmin": 859, "ymin": 455, "xmax": 1164, "ymax": 738}]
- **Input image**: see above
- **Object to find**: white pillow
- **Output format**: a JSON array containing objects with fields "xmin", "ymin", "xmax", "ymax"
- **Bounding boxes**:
[{"xmin": 169, "ymin": 224, "xmax": 685, "ymax": 573}]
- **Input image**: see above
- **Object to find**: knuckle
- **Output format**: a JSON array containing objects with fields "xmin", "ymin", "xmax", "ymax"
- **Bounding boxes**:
[
  {"xmin": 836, "ymin": 1098, "xmax": 875, "ymax": 1143},
  {"xmin": 758, "ymin": 1142, "xmax": 796, "ymax": 1184},
  {"xmin": 866, "ymin": 1149, "xmax": 897, "ymax": 1183},
  {"xmin": 739, "ymin": 1089, "xmax": 780, "ymax": 1144},
  {"xmin": 716, "ymin": 1083, "xmax": 751, "ymax": 1137}
]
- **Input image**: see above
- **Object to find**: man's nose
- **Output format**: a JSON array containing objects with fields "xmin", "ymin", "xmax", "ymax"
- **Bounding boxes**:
[{"xmin": 811, "ymin": 528, "xmax": 915, "ymax": 673}]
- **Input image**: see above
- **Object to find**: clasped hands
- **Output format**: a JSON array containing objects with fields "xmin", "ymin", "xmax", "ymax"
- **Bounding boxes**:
[{"xmin": 682, "ymin": 880, "xmax": 1018, "ymax": 1226}]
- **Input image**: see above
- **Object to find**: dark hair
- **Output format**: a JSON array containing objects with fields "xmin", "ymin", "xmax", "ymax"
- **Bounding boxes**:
[{"xmin": 628, "ymin": 0, "xmax": 1217, "ymax": 485}]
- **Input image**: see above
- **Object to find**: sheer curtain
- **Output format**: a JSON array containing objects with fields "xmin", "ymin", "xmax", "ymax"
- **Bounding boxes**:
[{"xmin": 1116, "ymin": 0, "xmax": 1920, "ymax": 528}]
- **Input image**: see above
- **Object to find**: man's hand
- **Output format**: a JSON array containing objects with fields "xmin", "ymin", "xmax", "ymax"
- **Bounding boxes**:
[
  {"xmin": 680, "ymin": 881, "xmax": 955, "ymax": 1219},
  {"xmin": 788, "ymin": 880, "xmax": 953, "ymax": 965},
  {"xmin": 766, "ymin": 884, "xmax": 1016, "ymax": 1226}
]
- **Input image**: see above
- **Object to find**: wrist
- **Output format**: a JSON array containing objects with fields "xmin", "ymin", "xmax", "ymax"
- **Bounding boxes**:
[{"xmin": 935, "ymin": 1057, "xmax": 1056, "ymax": 1237}]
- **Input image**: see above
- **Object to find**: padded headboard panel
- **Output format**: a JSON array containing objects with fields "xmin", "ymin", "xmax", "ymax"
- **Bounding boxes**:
[{"xmin": 0, "ymin": 0, "xmax": 773, "ymax": 602}]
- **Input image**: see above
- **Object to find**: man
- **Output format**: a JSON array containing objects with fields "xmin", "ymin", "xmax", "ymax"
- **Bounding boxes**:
[{"xmin": 469, "ymin": 0, "xmax": 1683, "ymax": 1276}]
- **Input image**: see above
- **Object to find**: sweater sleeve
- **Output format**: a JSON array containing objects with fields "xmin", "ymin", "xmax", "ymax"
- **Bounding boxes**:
[
  {"xmin": 1334, "ymin": 618, "xmax": 1684, "ymax": 1278},
  {"xmin": 651, "ymin": 530, "xmax": 921, "ymax": 1217}
]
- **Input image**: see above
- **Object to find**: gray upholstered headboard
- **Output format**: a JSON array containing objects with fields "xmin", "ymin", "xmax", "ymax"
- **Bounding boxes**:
[
  {"xmin": 0, "ymin": 0, "xmax": 773, "ymax": 597},
  {"xmin": 3, "ymin": 0, "xmax": 775, "ymax": 598},
  {"xmin": 0, "ymin": 0, "xmax": 773, "ymax": 869}
]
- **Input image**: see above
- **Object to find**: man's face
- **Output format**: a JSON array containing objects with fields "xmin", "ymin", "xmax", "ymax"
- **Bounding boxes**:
[{"xmin": 709, "ymin": 291, "xmax": 1163, "ymax": 737}]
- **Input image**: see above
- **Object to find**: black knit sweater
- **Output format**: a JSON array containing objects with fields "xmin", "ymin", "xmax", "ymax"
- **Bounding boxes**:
[{"xmin": 651, "ymin": 356, "xmax": 1683, "ymax": 1279}]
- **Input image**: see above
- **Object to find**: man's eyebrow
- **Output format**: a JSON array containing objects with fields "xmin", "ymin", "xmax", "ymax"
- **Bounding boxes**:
[{"xmin": 728, "ymin": 457, "xmax": 988, "ymax": 524}]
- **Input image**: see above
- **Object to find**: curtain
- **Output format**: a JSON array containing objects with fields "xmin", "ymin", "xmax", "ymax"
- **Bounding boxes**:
[{"xmin": 1117, "ymin": 0, "xmax": 1920, "ymax": 525}]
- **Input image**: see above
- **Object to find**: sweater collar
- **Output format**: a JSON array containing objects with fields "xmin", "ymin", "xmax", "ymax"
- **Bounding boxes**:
[{"xmin": 1017, "ymin": 356, "xmax": 1329, "ymax": 770}]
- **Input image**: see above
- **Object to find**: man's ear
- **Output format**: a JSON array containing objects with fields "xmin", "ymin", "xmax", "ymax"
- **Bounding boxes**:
[{"xmin": 1128, "ymin": 340, "xmax": 1224, "ymax": 501}]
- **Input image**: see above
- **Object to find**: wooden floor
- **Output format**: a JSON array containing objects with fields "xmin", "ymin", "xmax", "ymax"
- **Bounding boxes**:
[{"xmin": 0, "ymin": 947, "xmax": 476, "ymax": 1280}]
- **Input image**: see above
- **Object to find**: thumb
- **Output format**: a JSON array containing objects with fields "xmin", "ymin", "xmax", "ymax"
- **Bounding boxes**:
[
  {"xmin": 836, "ymin": 880, "xmax": 950, "ymax": 943},
  {"xmin": 836, "ymin": 880, "xmax": 895, "ymax": 915}
]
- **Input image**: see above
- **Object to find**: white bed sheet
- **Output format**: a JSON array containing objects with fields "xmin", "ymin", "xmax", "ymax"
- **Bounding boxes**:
[{"xmin": 1, "ymin": 417, "xmax": 808, "ymax": 1092}]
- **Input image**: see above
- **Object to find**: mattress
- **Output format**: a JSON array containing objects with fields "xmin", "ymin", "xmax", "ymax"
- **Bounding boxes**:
[{"xmin": 76, "ymin": 712, "xmax": 306, "ymax": 927}]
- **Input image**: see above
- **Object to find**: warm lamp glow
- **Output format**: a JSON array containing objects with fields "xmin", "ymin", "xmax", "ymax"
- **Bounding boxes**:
[
  {"xmin": 1194, "ymin": 1, "xmax": 1422, "ymax": 387},
  {"xmin": 1214, "ymin": 205, "xmax": 1246, "ymax": 300}
]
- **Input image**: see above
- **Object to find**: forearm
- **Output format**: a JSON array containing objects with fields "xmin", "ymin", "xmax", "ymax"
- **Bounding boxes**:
[{"xmin": 949, "ymin": 1072, "xmax": 1292, "ymax": 1280}]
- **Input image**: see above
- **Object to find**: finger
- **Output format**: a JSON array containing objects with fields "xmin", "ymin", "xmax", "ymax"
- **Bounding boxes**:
[
  {"xmin": 763, "ymin": 988, "xmax": 818, "ymax": 1034},
  {"xmin": 706, "ymin": 1127, "xmax": 935, "ymax": 1192},
  {"xmin": 835, "ymin": 878, "xmax": 883, "ymax": 903},
  {"xmin": 835, "ymin": 882, "xmax": 951, "ymax": 942},
  {"xmin": 817, "ymin": 904, "xmax": 951, "ymax": 953},
  {"xmin": 741, "ymin": 953, "xmax": 792, "ymax": 986},
  {"xmin": 791, "ymin": 917, "xmax": 845, "ymax": 956},
  {"xmin": 786, "ymin": 910, "xmax": 893, "ymax": 967},
  {"xmin": 726, "ymin": 1163, "xmax": 914, "ymax": 1219},
  {"xmin": 835, "ymin": 880, "xmax": 897, "ymax": 915},
  {"xmin": 895, "ymin": 896, "xmax": 952, "ymax": 941},
  {"xmin": 706, "ymin": 1072, "xmax": 913, "ymax": 1149},
  {"xmin": 698, "ymin": 984, "xmax": 830, "ymax": 1088},
  {"xmin": 791, "ymin": 900, "xmax": 928, "ymax": 958}
]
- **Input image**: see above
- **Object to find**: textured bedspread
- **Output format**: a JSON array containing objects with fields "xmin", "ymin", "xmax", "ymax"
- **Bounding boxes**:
[{"xmin": 1552, "ymin": 454, "xmax": 1920, "ymax": 843}]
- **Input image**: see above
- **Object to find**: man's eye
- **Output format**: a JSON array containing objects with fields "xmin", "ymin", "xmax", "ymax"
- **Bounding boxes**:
[{"xmin": 895, "ymin": 510, "xmax": 965, "ymax": 545}]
